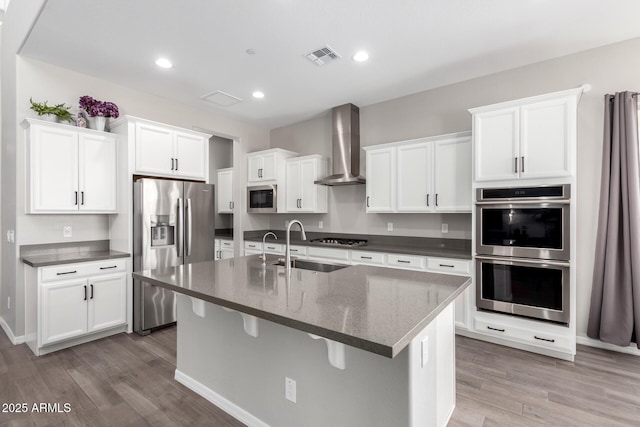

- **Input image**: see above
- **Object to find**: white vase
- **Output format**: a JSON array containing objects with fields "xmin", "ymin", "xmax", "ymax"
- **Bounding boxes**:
[
  {"xmin": 94, "ymin": 116, "xmax": 106, "ymax": 132},
  {"xmin": 41, "ymin": 114, "xmax": 58, "ymax": 122}
]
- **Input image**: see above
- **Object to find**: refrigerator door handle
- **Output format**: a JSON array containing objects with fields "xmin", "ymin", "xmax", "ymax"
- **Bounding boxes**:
[
  {"xmin": 186, "ymin": 198, "xmax": 193, "ymax": 257},
  {"xmin": 177, "ymin": 197, "xmax": 184, "ymax": 257}
]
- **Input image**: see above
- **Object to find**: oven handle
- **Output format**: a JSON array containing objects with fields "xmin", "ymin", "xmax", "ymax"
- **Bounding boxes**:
[
  {"xmin": 475, "ymin": 199, "xmax": 570, "ymax": 206},
  {"xmin": 475, "ymin": 255, "xmax": 570, "ymax": 268}
]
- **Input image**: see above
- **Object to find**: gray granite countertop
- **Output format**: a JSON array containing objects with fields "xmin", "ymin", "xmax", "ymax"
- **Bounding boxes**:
[
  {"xmin": 244, "ymin": 230, "xmax": 471, "ymax": 260},
  {"xmin": 20, "ymin": 240, "xmax": 130, "ymax": 267},
  {"xmin": 133, "ymin": 254, "xmax": 470, "ymax": 358}
]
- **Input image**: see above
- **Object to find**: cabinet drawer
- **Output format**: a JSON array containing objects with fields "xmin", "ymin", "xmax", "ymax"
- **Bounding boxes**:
[
  {"xmin": 264, "ymin": 243, "xmax": 284, "ymax": 254},
  {"xmin": 427, "ymin": 257, "xmax": 470, "ymax": 275},
  {"xmin": 244, "ymin": 241, "xmax": 262, "ymax": 251},
  {"xmin": 219, "ymin": 239, "xmax": 234, "ymax": 249},
  {"xmin": 474, "ymin": 317, "xmax": 571, "ymax": 352},
  {"xmin": 288, "ymin": 245, "xmax": 307, "ymax": 257},
  {"xmin": 41, "ymin": 259, "xmax": 126, "ymax": 282},
  {"xmin": 386, "ymin": 254, "xmax": 426, "ymax": 270},
  {"xmin": 350, "ymin": 250, "xmax": 385, "ymax": 266},
  {"xmin": 307, "ymin": 247, "xmax": 349, "ymax": 262}
]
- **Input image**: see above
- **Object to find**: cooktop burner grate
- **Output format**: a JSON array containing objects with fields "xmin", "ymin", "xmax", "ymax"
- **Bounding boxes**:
[{"xmin": 310, "ymin": 238, "xmax": 368, "ymax": 247}]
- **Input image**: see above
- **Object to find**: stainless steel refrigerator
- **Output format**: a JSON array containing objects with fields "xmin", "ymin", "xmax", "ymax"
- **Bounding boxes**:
[{"xmin": 133, "ymin": 178, "xmax": 215, "ymax": 335}]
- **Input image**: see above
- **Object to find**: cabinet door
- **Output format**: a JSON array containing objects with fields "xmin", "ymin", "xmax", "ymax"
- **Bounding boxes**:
[
  {"xmin": 434, "ymin": 137, "xmax": 472, "ymax": 212},
  {"xmin": 520, "ymin": 97, "xmax": 572, "ymax": 179},
  {"xmin": 87, "ymin": 273, "xmax": 127, "ymax": 333},
  {"xmin": 285, "ymin": 160, "xmax": 302, "ymax": 212},
  {"xmin": 30, "ymin": 125, "xmax": 78, "ymax": 213},
  {"xmin": 247, "ymin": 155, "xmax": 262, "ymax": 182},
  {"xmin": 473, "ymin": 107, "xmax": 519, "ymax": 182},
  {"xmin": 299, "ymin": 157, "xmax": 319, "ymax": 212},
  {"xmin": 40, "ymin": 278, "xmax": 88, "ymax": 345},
  {"xmin": 455, "ymin": 288, "xmax": 469, "ymax": 330},
  {"xmin": 217, "ymin": 169, "xmax": 234, "ymax": 213},
  {"xmin": 260, "ymin": 152, "xmax": 277, "ymax": 181},
  {"xmin": 397, "ymin": 142, "xmax": 432, "ymax": 212},
  {"xmin": 220, "ymin": 248, "xmax": 235, "ymax": 259},
  {"xmin": 78, "ymin": 133, "xmax": 117, "ymax": 212},
  {"xmin": 366, "ymin": 148, "xmax": 395, "ymax": 212},
  {"xmin": 135, "ymin": 122, "xmax": 174, "ymax": 175},
  {"xmin": 175, "ymin": 131, "xmax": 207, "ymax": 180}
]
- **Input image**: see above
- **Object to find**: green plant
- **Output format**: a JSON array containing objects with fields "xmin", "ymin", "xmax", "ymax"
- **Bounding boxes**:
[{"xmin": 29, "ymin": 97, "xmax": 73, "ymax": 122}]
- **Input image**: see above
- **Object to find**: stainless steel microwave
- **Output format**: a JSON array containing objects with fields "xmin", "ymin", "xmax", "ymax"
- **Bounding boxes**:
[{"xmin": 247, "ymin": 185, "xmax": 277, "ymax": 213}]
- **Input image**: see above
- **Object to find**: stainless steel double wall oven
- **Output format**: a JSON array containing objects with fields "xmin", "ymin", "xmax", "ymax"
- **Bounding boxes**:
[{"xmin": 475, "ymin": 184, "xmax": 570, "ymax": 324}]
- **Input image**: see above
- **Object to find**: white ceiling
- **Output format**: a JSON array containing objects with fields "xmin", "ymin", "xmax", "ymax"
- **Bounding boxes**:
[{"xmin": 19, "ymin": 0, "xmax": 640, "ymax": 129}]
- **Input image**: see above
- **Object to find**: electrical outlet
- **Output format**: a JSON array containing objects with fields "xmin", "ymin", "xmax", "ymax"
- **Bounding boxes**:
[
  {"xmin": 387, "ymin": 222, "xmax": 393, "ymax": 232},
  {"xmin": 6, "ymin": 230, "xmax": 10, "ymax": 242},
  {"xmin": 10, "ymin": 230, "xmax": 15, "ymax": 243},
  {"xmin": 7, "ymin": 297, "xmax": 10, "ymax": 310},
  {"xmin": 63, "ymin": 226, "xmax": 72, "ymax": 238},
  {"xmin": 318, "ymin": 220, "xmax": 324, "ymax": 229},
  {"xmin": 441, "ymin": 223, "xmax": 449, "ymax": 233},
  {"xmin": 285, "ymin": 377, "xmax": 296, "ymax": 403}
]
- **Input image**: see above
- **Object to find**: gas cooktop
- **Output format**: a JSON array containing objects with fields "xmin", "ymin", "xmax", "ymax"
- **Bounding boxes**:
[{"xmin": 309, "ymin": 237, "xmax": 368, "ymax": 247}]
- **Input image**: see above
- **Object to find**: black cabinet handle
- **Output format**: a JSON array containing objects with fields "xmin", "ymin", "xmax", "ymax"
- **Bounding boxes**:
[
  {"xmin": 175, "ymin": 158, "xmax": 178, "ymax": 171},
  {"xmin": 171, "ymin": 158, "xmax": 175, "ymax": 170},
  {"xmin": 534, "ymin": 335, "xmax": 555, "ymax": 343},
  {"xmin": 90, "ymin": 284, "xmax": 94, "ymax": 299},
  {"xmin": 521, "ymin": 156, "xmax": 525, "ymax": 173},
  {"xmin": 439, "ymin": 264, "xmax": 455, "ymax": 268},
  {"xmin": 426, "ymin": 194, "xmax": 429, "ymax": 207},
  {"xmin": 81, "ymin": 191, "xmax": 85, "ymax": 205},
  {"xmin": 74, "ymin": 191, "xmax": 78, "ymax": 206},
  {"xmin": 397, "ymin": 260, "xmax": 411, "ymax": 264},
  {"xmin": 514, "ymin": 157, "xmax": 518, "ymax": 173},
  {"xmin": 83, "ymin": 285, "xmax": 87, "ymax": 301},
  {"xmin": 99, "ymin": 265, "xmax": 117, "ymax": 270},
  {"xmin": 435, "ymin": 194, "xmax": 438, "ymax": 207},
  {"xmin": 360, "ymin": 256, "xmax": 372, "ymax": 260},
  {"xmin": 229, "ymin": 201, "xmax": 232, "ymax": 209},
  {"xmin": 487, "ymin": 326, "xmax": 505, "ymax": 332},
  {"xmin": 366, "ymin": 196, "xmax": 370, "ymax": 207},
  {"xmin": 56, "ymin": 270, "xmax": 77, "ymax": 276}
]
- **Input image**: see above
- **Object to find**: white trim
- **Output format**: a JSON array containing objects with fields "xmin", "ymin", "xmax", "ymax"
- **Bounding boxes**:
[
  {"xmin": 577, "ymin": 335, "xmax": 640, "ymax": 357},
  {"xmin": 0, "ymin": 316, "xmax": 25, "ymax": 345},
  {"xmin": 174, "ymin": 369, "xmax": 270, "ymax": 427}
]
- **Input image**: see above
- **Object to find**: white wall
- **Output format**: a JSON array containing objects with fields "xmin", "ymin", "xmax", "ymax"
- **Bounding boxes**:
[
  {"xmin": 208, "ymin": 134, "xmax": 233, "ymax": 230},
  {"xmin": 270, "ymin": 36, "xmax": 640, "ymax": 342}
]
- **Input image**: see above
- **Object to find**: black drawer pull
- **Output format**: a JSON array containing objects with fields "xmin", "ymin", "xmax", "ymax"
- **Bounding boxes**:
[
  {"xmin": 487, "ymin": 326, "xmax": 505, "ymax": 332},
  {"xmin": 83, "ymin": 285, "xmax": 87, "ymax": 301},
  {"xmin": 266, "ymin": 246, "xmax": 277, "ymax": 250},
  {"xmin": 439, "ymin": 264, "xmax": 455, "ymax": 268},
  {"xmin": 534, "ymin": 336, "xmax": 555, "ymax": 343},
  {"xmin": 56, "ymin": 270, "xmax": 77, "ymax": 276},
  {"xmin": 99, "ymin": 266, "xmax": 118, "ymax": 270},
  {"xmin": 248, "ymin": 244, "xmax": 256, "ymax": 248},
  {"xmin": 290, "ymin": 249, "xmax": 298, "ymax": 252},
  {"xmin": 90, "ymin": 284, "xmax": 94, "ymax": 299},
  {"xmin": 360, "ymin": 256, "xmax": 372, "ymax": 260},
  {"xmin": 397, "ymin": 260, "xmax": 411, "ymax": 264}
]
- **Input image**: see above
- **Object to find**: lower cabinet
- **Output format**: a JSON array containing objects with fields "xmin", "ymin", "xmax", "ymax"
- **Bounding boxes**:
[
  {"xmin": 215, "ymin": 238, "xmax": 234, "ymax": 260},
  {"xmin": 26, "ymin": 259, "xmax": 128, "ymax": 356}
]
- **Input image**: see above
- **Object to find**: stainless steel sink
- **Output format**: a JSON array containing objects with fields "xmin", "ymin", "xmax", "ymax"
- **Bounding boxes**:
[{"xmin": 271, "ymin": 259, "xmax": 349, "ymax": 273}]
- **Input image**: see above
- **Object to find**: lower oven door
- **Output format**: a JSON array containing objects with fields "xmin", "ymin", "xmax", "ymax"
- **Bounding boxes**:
[{"xmin": 476, "ymin": 255, "xmax": 570, "ymax": 324}]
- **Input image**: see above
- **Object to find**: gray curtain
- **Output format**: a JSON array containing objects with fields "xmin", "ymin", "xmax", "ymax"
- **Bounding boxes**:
[{"xmin": 588, "ymin": 92, "xmax": 640, "ymax": 347}]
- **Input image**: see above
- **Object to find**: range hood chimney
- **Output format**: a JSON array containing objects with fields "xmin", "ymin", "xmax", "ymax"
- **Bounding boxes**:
[{"xmin": 315, "ymin": 103, "xmax": 366, "ymax": 186}]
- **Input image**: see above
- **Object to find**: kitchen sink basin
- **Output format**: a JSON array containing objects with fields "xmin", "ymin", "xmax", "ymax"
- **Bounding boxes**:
[{"xmin": 271, "ymin": 259, "xmax": 349, "ymax": 273}]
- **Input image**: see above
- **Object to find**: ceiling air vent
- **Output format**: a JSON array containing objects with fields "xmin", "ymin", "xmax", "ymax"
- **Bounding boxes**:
[
  {"xmin": 305, "ymin": 45, "xmax": 341, "ymax": 66},
  {"xmin": 200, "ymin": 90, "xmax": 243, "ymax": 107}
]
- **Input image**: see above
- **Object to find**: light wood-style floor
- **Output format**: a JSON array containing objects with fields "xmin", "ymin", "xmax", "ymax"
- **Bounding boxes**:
[{"xmin": 1, "ymin": 327, "xmax": 639, "ymax": 426}]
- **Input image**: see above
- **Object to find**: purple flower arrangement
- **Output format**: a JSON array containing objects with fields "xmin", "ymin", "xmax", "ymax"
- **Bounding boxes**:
[{"xmin": 79, "ymin": 95, "xmax": 120, "ymax": 118}]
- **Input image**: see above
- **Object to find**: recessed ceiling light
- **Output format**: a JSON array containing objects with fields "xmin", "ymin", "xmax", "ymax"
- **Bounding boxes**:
[
  {"xmin": 252, "ymin": 91, "xmax": 265, "ymax": 99},
  {"xmin": 353, "ymin": 51, "xmax": 369, "ymax": 62},
  {"xmin": 155, "ymin": 58, "xmax": 173, "ymax": 69}
]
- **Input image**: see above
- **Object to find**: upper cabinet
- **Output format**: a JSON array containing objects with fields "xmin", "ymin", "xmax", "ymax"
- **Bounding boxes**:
[
  {"xmin": 247, "ymin": 148, "xmax": 297, "ymax": 184},
  {"xmin": 285, "ymin": 155, "xmax": 328, "ymax": 213},
  {"xmin": 364, "ymin": 132, "xmax": 471, "ymax": 213},
  {"xmin": 217, "ymin": 168, "xmax": 234, "ymax": 214},
  {"xmin": 120, "ymin": 117, "xmax": 210, "ymax": 181},
  {"xmin": 23, "ymin": 119, "xmax": 117, "ymax": 214},
  {"xmin": 469, "ymin": 88, "xmax": 581, "ymax": 182}
]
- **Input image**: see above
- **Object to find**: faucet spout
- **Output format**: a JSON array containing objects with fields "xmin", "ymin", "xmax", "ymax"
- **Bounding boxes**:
[
  {"xmin": 285, "ymin": 220, "xmax": 306, "ymax": 274},
  {"xmin": 260, "ymin": 232, "xmax": 278, "ymax": 265}
]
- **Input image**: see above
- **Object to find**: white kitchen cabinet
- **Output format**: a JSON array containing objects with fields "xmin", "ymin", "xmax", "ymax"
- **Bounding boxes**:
[
  {"xmin": 426, "ymin": 257, "xmax": 471, "ymax": 331},
  {"xmin": 365, "ymin": 146, "xmax": 395, "ymax": 212},
  {"xmin": 120, "ymin": 116, "xmax": 210, "ymax": 181},
  {"xmin": 285, "ymin": 155, "xmax": 328, "ymax": 213},
  {"xmin": 366, "ymin": 132, "xmax": 471, "ymax": 213},
  {"xmin": 247, "ymin": 148, "xmax": 297, "ymax": 183},
  {"xmin": 26, "ymin": 258, "xmax": 128, "ymax": 356},
  {"xmin": 24, "ymin": 119, "xmax": 117, "ymax": 214},
  {"xmin": 470, "ymin": 88, "xmax": 581, "ymax": 182},
  {"xmin": 215, "ymin": 239, "xmax": 234, "ymax": 260},
  {"xmin": 217, "ymin": 168, "xmax": 234, "ymax": 213}
]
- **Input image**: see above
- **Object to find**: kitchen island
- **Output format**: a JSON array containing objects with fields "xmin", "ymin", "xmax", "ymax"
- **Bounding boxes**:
[{"xmin": 133, "ymin": 254, "xmax": 470, "ymax": 427}]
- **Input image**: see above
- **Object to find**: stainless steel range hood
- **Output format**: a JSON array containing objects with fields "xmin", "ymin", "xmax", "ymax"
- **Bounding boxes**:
[{"xmin": 315, "ymin": 103, "xmax": 366, "ymax": 186}]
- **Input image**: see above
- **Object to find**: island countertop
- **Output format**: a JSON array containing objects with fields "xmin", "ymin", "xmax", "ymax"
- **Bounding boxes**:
[{"xmin": 133, "ymin": 254, "xmax": 471, "ymax": 358}]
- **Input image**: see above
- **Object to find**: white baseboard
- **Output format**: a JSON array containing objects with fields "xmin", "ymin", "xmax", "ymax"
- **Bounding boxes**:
[
  {"xmin": 0, "ymin": 316, "xmax": 25, "ymax": 345},
  {"xmin": 577, "ymin": 335, "xmax": 640, "ymax": 356},
  {"xmin": 174, "ymin": 369, "xmax": 270, "ymax": 427}
]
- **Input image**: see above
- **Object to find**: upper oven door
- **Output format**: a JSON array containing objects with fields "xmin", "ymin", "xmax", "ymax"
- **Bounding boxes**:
[
  {"xmin": 476, "ymin": 201, "xmax": 570, "ymax": 261},
  {"xmin": 247, "ymin": 185, "xmax": 277, "ymax": 213}
]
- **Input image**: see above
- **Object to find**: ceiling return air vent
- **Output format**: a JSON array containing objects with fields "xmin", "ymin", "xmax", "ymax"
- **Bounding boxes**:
[
  {"xmin": 200, "ymin": 90, "xmax": 243, "ymax": 107},
  {"xmin": 305, "ymin": 45, "xmax": 341, "ymax": 66}
]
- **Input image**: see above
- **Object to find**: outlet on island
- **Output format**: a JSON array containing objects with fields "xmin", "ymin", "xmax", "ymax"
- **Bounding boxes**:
[
  {"xmin": 63, "ymin": 226, "xmax": 72, "ymax": 238},
  {"xmin": 285, "ymin": 377, "xmax": 297, "ymax": 403},
  {"xmin": 441, "ymin": 223, "xmax": 448, "ymax": 233}
]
